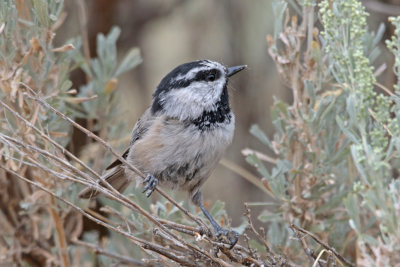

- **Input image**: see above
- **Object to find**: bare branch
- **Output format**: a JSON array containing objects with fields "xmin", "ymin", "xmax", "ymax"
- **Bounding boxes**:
[
  {"xmin": 290, "ymin": 224, "xmax": 355, "ymax": 267},
  {"xmin": 72, "ymin": 238, "xmax": 147, "ymax": 266}
]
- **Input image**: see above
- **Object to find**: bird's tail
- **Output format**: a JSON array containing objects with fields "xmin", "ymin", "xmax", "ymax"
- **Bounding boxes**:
[{"xmin": 78, "ymin": 166, "xmax": 130, "ymax": 199}]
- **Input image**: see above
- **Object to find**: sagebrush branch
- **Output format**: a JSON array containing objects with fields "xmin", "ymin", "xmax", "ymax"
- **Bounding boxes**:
[{"xmin": 290, "ymin": 224, "xmax": 355, "ymax": 267}]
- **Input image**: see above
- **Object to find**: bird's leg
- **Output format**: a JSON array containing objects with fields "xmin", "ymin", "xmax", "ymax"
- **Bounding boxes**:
[
  {"xmin": 142, "ymin": 174, "xmax": 158, "ymax": 197},
  {"xmin": 194, "ymin": 192, "xmax": 239, "ymax": 249}
]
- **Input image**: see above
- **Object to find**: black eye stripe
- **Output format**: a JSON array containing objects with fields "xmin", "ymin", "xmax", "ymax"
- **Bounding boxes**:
[
  {"xmin": 152, "ymin": 62, "xmax": 224, "ymax": 114},
  {"xmin": 193, "ymin": 69, "xmax": 221, "ymax": 82}
]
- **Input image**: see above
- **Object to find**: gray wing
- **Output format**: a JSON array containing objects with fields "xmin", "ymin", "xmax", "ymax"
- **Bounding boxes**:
[{"xmin": 106, "ymin": 108, "xmax": 153, "ymax": 170}]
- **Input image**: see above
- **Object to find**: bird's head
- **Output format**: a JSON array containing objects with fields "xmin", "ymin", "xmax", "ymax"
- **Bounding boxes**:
[{"xmin": 151, "ymin": 60, "xmax": 246, "ymax": 121}]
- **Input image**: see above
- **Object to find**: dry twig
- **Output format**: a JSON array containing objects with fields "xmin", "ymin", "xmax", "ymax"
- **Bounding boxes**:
[
  {"xmin": 290, "ymin": 224, "xmax": 355, "ymax": 267},
  {"xmin": 72, "ymin": 238, "xmax": 147, "ymax": 266}
]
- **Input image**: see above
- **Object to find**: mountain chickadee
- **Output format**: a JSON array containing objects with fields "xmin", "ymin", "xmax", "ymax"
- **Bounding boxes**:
[{"xmin": 79, "ymin": 59, "xmax": 247, "ymax": 247}]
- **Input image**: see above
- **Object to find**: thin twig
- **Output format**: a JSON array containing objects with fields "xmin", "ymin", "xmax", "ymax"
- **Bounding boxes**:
[
  {"xmin": 0, "ymin": 166, "xmax": 203, "ymax": 266},
  {"xmin": 290, "ymin": 224, "xmax": 355, "ymax": 267},
  {"xmin": 375, "ymin": 81, "xmax": 394, "ymax": 96},
  {"xmin": 220, "ymin": 157, "xmax": 272, "ymax": 196},
  {"xmin": 244, "ymin": 204, "xmax": 299, "ymax": 267},
  {"xmin": 0, "ymin": 167, "xmax": 142, "ymax": 246},
  {"xmin": 368, "ymin": 108, "xmax": 393, "ymax": 136},
  {"xmin": 244, "ymin": 204, "xmax": 272, "ymax": 254},
  {"xmin": 141, "ymin": 243, "xmax": 197, "ymax": 267},
  {"xmin": 75, "ymin": 0, "xmax": 91, "ymax": 76},
  {"xmin": 290, "ymin": 226, "xmax": 320, "ymax": 267},
  {"xmin": 0, "ymin": 99, "xmax": 101, "ymax": 182},
  {"xmin": 153, "ymin": 228, "xmax": 187, "ymax": 249},
  {"xmin": 72, "ymin": 238, "xmax": 147, "ymax": 266},
  {"xmin": 49, "ymin": 196, "xmax": 71, "ymax": 267},
  {"xmin": 158, "ymin": 218, "xmax": 199, "ymax": 236},
  {"xmin": 0, "ymin": 138, "xmax": 203, "ymax": 266},
  {"xmin": 241, "ymin": 148, "xmax": 277, "ymax": 164},
  {"xmin": 99, "ymin": 206, "xmax": 137, "ymax": 232},
  {"xmin": 1, "ymin": 133, "xmax": 222, "ymax": 265}
]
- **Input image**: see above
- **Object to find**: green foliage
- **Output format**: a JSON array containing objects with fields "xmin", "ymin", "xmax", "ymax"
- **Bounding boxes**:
[
  {"xmin": 0, "ymin": 0, "xmax": 72, "ymax": 146},
  {"xmin": 249, "ymin": 0, "xmax": 400, "ymax": 264},
  {"xmin": 320, "ymin": 0, "xmax": 400, "ymax": 251},
  {"xmin": 72, "ymin": 26, "xmax": 141, "ymax": 134},
  {"xmin": 387, "ymin": 16, "xmax": 400, "ymax": 92},
  {"xmin": 1, "ymin": 1, "xmax": 248, "ymax": 265}
]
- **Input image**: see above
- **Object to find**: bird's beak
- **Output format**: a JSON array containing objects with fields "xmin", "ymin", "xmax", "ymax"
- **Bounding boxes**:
[{"xmin": 227, "ymin": 65, "xmax": 247, "ymax": 77}]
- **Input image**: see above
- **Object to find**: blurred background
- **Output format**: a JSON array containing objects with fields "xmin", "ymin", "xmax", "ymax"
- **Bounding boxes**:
[{"xmin": 56, "ymin": 0, "xmax": 398, "ymax": 224}]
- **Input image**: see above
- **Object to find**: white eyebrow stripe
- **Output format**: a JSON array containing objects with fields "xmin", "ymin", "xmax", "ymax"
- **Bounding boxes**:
[
  {"xmin": 172, "ymin": 66, "xmax": 210, "ymax": 82},
  {"xmin": 202, "ymin": 60, "xmax": 220, "ymax": 69},
  {"xmin": 169, "ymin": 60, "xmax": 226, "ymax": 85}
]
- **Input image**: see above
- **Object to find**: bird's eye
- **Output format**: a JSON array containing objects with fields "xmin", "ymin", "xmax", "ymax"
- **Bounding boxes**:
[{"xmin": 207, "ymin": 74, "xmax": 216, "ymax": 82}]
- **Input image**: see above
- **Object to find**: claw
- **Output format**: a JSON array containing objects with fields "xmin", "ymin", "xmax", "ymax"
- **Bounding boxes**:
[
  {"xmin": 198, "ymin": 197, "xmax": 239, "ymax": 249},
  {"xmin": 228, "ymin": 230, "xmax": 239, "ymax": 249},
  {"xmin": 215, "ymin": 227, "xmax": 239, "ymax": 249},
  {"xmin": 142, "ymin": 174, "xmax": 158, "ymax": 197}
]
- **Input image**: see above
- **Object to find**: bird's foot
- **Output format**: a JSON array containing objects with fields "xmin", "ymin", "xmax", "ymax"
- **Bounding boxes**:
[
  {"xmin": 214, "ymin": 226, "xmax": 239, "ymax": 249},
  {"xmin": 142, "ymin": 174, "xmax": 158, "ymax": 197}
]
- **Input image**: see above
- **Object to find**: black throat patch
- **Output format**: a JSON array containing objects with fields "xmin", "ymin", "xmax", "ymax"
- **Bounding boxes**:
[{"xmin": 191, "ymin": 84, "xmax": 232, "ymax": 131}]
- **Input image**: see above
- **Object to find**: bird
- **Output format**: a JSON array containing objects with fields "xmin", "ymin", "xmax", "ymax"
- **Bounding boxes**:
[{"xmin": 79, "ymin": 59, "xmax": 247, "ymax": 247}]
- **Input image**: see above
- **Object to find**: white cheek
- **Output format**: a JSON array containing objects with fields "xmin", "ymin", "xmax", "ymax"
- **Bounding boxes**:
[
  {"xmin": 190, "ymin": 81, "xmax": 223, "ymax": 108},
  {"xmin": 161, "ymin": 80, "xmax": 224, "ymax": 120}
]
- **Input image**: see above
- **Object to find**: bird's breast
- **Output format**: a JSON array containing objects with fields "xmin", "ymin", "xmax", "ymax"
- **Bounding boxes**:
[{"xmin": 127, "ymin": 114, "xmax": 235, "ymax": 190}]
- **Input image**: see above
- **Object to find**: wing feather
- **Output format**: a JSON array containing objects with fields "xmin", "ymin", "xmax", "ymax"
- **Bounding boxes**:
[{"xmin": 105, "ymin": 108, "xmax": 153, "ymax": 170}]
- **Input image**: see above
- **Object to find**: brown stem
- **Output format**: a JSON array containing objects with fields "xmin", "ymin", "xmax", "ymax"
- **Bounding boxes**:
[
  {"xmin": 49, "ymin": 196, "xmax": 71, "ymax": 267},
  {"xmin": 142, "ymin": 243, "xmax": 197, "ymax": 267},
  {"xmin": 72, "ymin": 238, "xmax": 146, "ymax": 266},
  {"xmin": 75, "ymin": 0, "xmax": 91, "ymax": 79},
  {"xmin": 1, "ymin": 166, "xmax": 201, "ymax": 266},
  {"xmin": 290, "ymin": 224, "xmax": 355, "ymax": 267}
]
